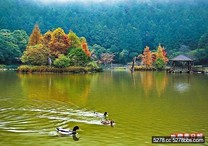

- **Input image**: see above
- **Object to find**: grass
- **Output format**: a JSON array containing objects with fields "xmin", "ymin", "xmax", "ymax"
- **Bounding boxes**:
[
  {"xmin": 113, "ymin": 67, "xmax": 128, "ymax": 71},
  {"xmin": 134, "ymin": 65, "xmax": 156, "ymax": 71},
  {"xmin": 17, "ymin": 65, "xmax": 103, "ymax": 73}
]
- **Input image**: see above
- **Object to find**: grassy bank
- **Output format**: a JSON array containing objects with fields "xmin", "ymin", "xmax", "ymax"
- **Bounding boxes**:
[
  {"xmin": 17, "ymin": 65, "xmax": 103, "ymax": 73},
  {"xmin": 134, "ymin": 66, "xmax": 157, "ymax": 71}
]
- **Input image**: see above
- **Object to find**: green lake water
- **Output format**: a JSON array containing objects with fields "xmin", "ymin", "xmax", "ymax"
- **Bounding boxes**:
[{"xmin": 0, "ymin": 71, "xmax": 208, "ymax": 146}]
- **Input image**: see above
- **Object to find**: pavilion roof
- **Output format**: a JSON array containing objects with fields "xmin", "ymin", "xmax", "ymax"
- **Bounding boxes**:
[{"xmin": 170, "ymin": 55, "xmax": 193, "ymax": 61}]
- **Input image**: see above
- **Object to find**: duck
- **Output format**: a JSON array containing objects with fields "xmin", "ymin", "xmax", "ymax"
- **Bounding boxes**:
[
  {"xmin": 56, "ymin": 126, "xmax": 79, "ymax": 135},
  {"xmin": 101, "ymin": 120, "xmax": 115, "ymax": 127}
]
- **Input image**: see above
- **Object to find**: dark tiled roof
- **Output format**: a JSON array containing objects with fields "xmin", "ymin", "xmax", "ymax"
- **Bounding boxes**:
[{"xmin": 170, "ymin": 55, "xmax": 193, "ymax": 61}]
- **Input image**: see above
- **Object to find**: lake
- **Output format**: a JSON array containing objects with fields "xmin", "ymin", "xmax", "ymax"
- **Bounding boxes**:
[{"xmin": 0, "ymin": 71, "xmax": 207, "ymax": 146}]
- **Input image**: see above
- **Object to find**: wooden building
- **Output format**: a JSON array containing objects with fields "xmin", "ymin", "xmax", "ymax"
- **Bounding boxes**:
[{"xmin": 169, "ymin": 55, "xmax": 194, "ymax": 73}]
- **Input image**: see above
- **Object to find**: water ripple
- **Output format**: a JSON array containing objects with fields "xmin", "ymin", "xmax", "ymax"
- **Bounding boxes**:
[{"xmin": 0, "ymin": 102, "xmax": 104, "ymax": 135}]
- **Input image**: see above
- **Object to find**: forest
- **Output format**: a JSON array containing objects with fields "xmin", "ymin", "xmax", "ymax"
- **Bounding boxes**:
[{"xmin": 0, "ymin": 0, "xmax": 208, "ymax": 65}]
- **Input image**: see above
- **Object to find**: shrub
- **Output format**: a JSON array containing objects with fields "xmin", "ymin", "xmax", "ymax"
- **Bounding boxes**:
[
  {"xmin": 154, "ymin": 58, "xmax": 166, "ymax": 70},
  {"xmin": 134, "ymin": 65, "xmax": 156, "ymax": 71},
  {"xmin": 17, "ymin": 65, "xmax": 32, "ymax": 72},
  {"xmin": 53, "ymin": 54, "xmax": 71, "ymax": 68},
  {"xmin": 21, "ymin": 44, "xmax": 50, "ymax": 65},
  {"xmin": 67, "ymin": 48, "xmax": 91, "ymax": 66},
  {"xmin": 87, "ymin": 61, "xmax": 99, "ymax": 69},
  {"xmin": 17, "ymin": 65, "xmax": 102, "ymax": 73}
]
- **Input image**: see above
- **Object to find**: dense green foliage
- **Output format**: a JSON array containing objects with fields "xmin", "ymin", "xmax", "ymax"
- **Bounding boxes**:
[
  {"xmin": 192, "ymin": 33, "xmax": 208, "ymax": 64},
  {"xmin": 54, "ymin": 54, "xmax": 71, "ymax": 68},
  {"xmin": 154, "ymin": 58, "xmax": 166, "ymax": 70},
  {"xmin": 0, "ymin": 29, "xmax": 28, "ymax": 64},
  {"xmin": 67, "ymin": 48, "xmax": 91, "ymax": 67},
  {"xmin": 0, "ymin": 0, "xmax": 208, "ymax": 64}
]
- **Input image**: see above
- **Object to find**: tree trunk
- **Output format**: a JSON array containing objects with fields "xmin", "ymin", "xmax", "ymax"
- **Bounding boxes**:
[{"xmin": 131, "ymin": 57, "xmax": 136, "ymax": 73}]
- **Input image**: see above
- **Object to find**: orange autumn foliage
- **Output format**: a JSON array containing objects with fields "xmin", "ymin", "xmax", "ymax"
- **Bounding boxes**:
[
  {"xmin": 142, "ymin": 46, "xmax": 152, "ymax": 67},
  {"xmin": 28, "ymin": 24, "xmax": 42, "ymax": 46},
  {"xmin": 81, "ymin": 39, "xmax": 91, "ymax": 57},
  {"xmin": 49, "ymin": 28, "xmax": 71, "ymax": 57}
]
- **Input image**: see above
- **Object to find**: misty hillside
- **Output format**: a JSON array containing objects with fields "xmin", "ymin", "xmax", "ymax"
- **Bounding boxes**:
[{"xmin": 0, "ymin": 0, "xmax": 208, "ymax": 64}]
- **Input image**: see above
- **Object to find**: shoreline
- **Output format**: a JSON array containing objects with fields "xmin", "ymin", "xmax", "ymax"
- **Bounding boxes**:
[
  {"xmin": 17, "ymin": 65, "xmax": 103, "ymax": 73},
  {"xmin": 1, "ymin": 64, "xmax": 207, "ymax": 74}
]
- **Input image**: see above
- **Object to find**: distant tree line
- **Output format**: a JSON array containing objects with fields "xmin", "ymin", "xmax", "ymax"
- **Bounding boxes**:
[
  {"xmin": 0, "ymin": 29, "xmax": 28, "ymax": 64},
  {"xmin": 0, "ymin": 0, "xmax": 208, "ymax": 64}
]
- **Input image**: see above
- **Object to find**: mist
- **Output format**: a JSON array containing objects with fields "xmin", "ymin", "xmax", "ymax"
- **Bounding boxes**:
[{"xmin": 29, "ymin": 0, "xmax": 207, "ymax": 5}]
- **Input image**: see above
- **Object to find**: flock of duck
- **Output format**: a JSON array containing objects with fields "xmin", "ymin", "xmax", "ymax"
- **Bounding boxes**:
[{"xmin": 56, "ymin": 112, "xmax": 115, "ymax": 136}]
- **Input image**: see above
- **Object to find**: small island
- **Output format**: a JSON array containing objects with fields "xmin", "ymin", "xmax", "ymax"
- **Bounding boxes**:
[
  {"xmin": 17, "ymin": 24, "xmax": 102, "ymax": 73},
  {"xmin": 130, "ymin": 45, "xmax": 169, "ymax": 72}
]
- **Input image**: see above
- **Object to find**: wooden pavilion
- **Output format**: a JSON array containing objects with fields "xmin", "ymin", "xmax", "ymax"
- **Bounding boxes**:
[{"xmin": 169, "ymin": 55, "xmax": 194, "ymax": 73}]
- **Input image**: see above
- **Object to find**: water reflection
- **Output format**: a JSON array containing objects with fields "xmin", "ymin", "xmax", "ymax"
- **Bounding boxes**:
[
  {"xmin": 1, "ymin": 72, "xmax": 208, "ymax": 145},
  {"xmin": 139, "ymin": 72, "xmax": 168, "ymax": 97},
  {"xmin": 17, "ymin": 73, "xmax": 97, "ymax": 107},
  {"xmin": 174, "ymin": 83, "xmax": 190, "ymax": 93},
  {"xmin": 72, "ymin": 134, "xmax": 80, "ymax": 141},
  {"xmin": 172, "ymin": 74, "xmax": 191, "ymax": 93},
  {"xmin": 0, "ymin": 72, "xmax": 23, "ymax": 98}
]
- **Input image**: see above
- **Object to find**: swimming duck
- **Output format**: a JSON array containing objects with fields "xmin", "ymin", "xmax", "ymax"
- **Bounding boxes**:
[
  {"xmin": 56, "ymin": 126, "xmax": 79, "ymax": 135},
  {"xmin": 101, "ymin": 120, "xmax": 115, "ymax": 127}
]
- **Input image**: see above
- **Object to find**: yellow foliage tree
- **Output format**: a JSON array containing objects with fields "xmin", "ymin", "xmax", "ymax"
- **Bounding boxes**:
[
  {"xmin": 156, "ymin": 44, "xmax": 168, "ymax": 63},
  {"xmin": 68, "ymin": 30, "xmax": 81, "ymax": 48},
  {"xmin": 42, "ymin": 31, "xmax": 52, "ymax": 48}
]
